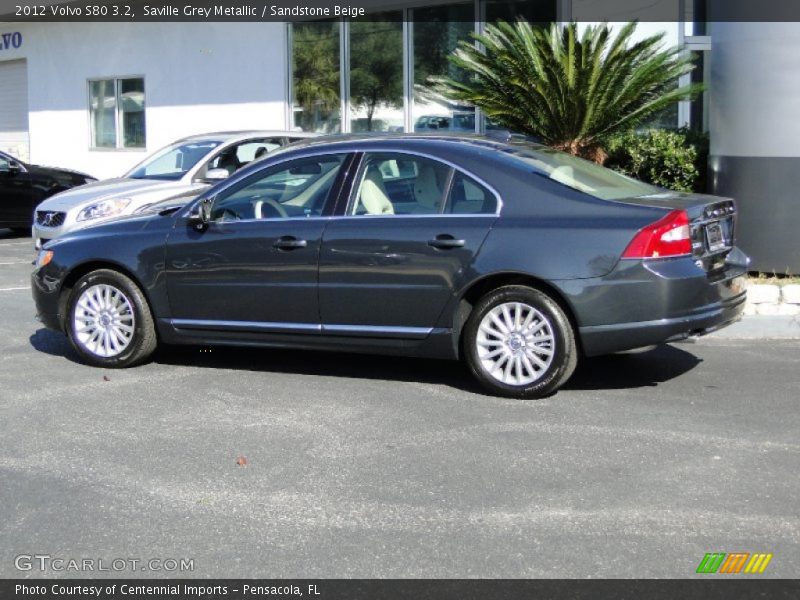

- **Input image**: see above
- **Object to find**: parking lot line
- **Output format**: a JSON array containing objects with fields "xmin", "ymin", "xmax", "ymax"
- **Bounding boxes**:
[
  {"xmin": 0, "ymin": 287, "xmax": 29, "ymax": 291},
  {"xmin": 0, "ymin": 261, "xmax": 32, "ymax": 265}
]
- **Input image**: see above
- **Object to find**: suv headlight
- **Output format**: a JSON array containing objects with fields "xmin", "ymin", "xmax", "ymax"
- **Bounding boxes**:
[
  {"xmin": 76, "ymin": 198, "xmax": 131, "ymax": 222},
  {"xmin": 35, "ymin": 249, "xmax": 54, "ymax": 269}
]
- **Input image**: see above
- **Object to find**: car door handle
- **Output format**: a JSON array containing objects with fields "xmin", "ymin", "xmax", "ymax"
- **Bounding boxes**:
[
  {"xmin": 428, "ymin": 235, "xmax": 465, "ymax": 249},
  {"xmin": 273, "ymin": 236, "xmax": 308, "ymax": 250}
]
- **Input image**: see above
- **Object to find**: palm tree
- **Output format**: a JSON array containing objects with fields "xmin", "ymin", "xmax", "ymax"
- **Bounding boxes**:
[{"xmin": 435, "ymin": 21, "xmax": 703, "ymax": 162}]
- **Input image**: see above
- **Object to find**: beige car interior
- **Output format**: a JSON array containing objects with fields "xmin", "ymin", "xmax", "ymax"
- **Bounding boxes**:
[
  {"xmin": 409, "ymin": 164, "xmax": 443, "ymax": 213},
  {"xmin": 354, "ymin": 165, "xmax": 395, "ymax": 215}
]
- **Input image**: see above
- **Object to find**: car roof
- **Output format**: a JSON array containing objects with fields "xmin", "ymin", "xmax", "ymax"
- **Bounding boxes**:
[
  {"xmin": 263, "ymin": 133, "xmax": 549, "ymax": 164},
  {"xmin": 176, "ymin": 130, "xmax": 319, "ymax": 144},
  {"xmin": 273, "ymin": 132, "xmax": 544, "ymax": 151}
]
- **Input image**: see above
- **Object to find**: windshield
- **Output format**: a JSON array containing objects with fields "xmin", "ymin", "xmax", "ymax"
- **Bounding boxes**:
[
  {"xmin": 505, "ymin": 142, "xmax": 661, "ymax": 201},
  {"xmin": 126, "ymin": 140, "xmax": 221, "ymax": 181}
]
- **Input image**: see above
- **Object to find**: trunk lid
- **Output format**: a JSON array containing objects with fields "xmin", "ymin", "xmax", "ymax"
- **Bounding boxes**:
[{"xmin": 617, "ymin": 191, "xmax": 738, "ymax": 272}]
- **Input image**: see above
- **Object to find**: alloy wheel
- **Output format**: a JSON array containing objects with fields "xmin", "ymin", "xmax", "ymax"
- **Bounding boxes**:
[
  {"xmin": 475, "ymin": 301, "xmax": 556, "ymax": 386},
  {"xmin": 72, "ymin": 283, "xmax": 136, "ymax": 358}
]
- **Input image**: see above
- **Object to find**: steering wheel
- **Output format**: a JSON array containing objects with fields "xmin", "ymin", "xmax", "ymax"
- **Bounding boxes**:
[
  {"xmin": 259, "ymin": 199, "xmax": 289, "ymax": 219},
  {"xmin": 220, "ymin": 208, "xmax": 241, "ymax": 221}
]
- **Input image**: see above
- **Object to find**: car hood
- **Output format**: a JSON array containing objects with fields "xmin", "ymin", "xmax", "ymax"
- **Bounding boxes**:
[
  {"xmin": 45, "ymin": 209, "xmax": 172, "ymax": 247},
  {"xmin": 28, "ymin": 164, "xmax": 95, "ymax": 180},
  {"xmin": 36, "ymin": 178, "xmax": 202, "ymax": 211}
]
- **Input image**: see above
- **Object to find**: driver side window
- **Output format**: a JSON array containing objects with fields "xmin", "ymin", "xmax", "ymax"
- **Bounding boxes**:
[
  {"xmin": 209, "ymin": 138, "xmax": 284, "ymax": 174},
  {"xmin": 210, "ymin": 154, "xmax": 346, "ymax": 222}
]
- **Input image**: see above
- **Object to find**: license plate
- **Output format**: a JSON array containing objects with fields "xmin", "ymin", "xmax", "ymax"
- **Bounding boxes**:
[{"xmin": 705, "ymin": 221, "xmax": 726, "ymax": 252}]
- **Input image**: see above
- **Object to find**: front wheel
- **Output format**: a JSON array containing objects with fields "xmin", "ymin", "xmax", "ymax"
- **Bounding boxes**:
[
  {"xmin": 463, "ymin": 285, "xmax": 578, "ymax": 399},
  {"xmin": 66, "ymin": 269, "xmax": 157, "ymax": 368}
]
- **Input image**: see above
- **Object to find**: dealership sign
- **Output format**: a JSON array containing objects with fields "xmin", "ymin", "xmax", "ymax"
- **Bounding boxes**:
[{"xmin": 0, "ymin": 32, "xmax": 23, "ymax": 51}]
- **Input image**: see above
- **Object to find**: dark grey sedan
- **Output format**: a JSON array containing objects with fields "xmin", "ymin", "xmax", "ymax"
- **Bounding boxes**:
[{"xmin": 31, "ymin": 135, "xmax": 747, "ymax": 398}]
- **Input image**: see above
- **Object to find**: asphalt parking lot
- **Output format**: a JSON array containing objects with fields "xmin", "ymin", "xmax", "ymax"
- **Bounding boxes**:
[{"xmin": 1, "ymin": 228, "xmax": 798, "ymax": 578}]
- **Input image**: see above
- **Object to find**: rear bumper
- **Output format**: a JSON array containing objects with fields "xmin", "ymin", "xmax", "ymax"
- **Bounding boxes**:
[
  {"xmin": 564, "ymin": 249, "xmax": 749, "ymax": 356},
  {"xmin": 579, "ymin": 291, "xmax": 745, "ymax": 356}
]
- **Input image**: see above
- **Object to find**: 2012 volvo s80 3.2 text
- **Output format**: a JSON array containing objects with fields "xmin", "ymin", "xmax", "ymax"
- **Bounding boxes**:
[{"xmin": 31, "ymin": 135, "xmax": 748, "ymax": 398}]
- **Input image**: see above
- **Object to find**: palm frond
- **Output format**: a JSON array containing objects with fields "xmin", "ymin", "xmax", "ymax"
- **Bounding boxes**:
[{"xmin": 434, "ymin": 21, "xmax": 703, "ymax": 160}]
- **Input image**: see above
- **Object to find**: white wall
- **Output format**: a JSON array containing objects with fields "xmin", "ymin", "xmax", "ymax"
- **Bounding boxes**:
[{"xmin": 2, "ymin": 22, "xmax": 288, "ymax": 179}]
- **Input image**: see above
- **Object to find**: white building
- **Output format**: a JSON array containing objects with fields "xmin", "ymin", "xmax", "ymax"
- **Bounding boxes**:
[{"xmin": 0, "ymin": 22, "xmax": 288, "ymax": 177}]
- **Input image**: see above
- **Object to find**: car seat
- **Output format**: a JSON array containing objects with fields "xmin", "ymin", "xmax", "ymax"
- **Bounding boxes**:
[{"xmin": 356, "ymin": 165, "xmax": 394, "ymax": 215}]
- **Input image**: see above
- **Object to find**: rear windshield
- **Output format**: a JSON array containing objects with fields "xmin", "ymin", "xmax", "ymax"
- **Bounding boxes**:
[{"xmin": 504, "ymin": 142, "xmax": 661, "ymax": 200}]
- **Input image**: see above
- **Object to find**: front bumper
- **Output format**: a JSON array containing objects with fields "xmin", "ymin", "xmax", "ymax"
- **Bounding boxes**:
[{"xmin": 32, "ymin": 265, "xmax": 66, "ymax": 332}]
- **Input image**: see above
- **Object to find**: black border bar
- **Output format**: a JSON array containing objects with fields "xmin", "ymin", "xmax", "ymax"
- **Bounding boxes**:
[
  {"xmin": 4, "ymin": 0, "xmax": 800, "ymax": 22},
  {"xmin": 3, "ymin": 580, "xmax": 800, "ymax": 600}
]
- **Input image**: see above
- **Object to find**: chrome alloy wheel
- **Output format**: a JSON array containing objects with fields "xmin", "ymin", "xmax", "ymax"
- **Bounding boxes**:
[
  {"xmin": 475, "ymin": 301, "xmax": 556, "ymax": 386},
  {"xmin": 72, "ymin": 284, "xmax": 136, "ymax": 358}
]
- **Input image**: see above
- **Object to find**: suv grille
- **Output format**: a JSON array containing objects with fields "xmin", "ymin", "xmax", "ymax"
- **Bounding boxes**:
[{"xmin": 36, "ymin": 211, "xmax": 66, "ymax": 227}]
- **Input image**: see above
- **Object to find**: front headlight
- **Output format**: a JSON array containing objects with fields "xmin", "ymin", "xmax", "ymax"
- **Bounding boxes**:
[
  {"xmin": 76, "ymin": 198, "xmax": 131, "ymax": 222},
  {"xmin": 35, "ymin": 249, "xmax": 54, "ymax": 269}
]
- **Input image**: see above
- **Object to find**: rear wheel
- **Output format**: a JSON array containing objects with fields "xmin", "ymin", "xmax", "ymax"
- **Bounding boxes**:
[
  {"xmin": 463, "ymin": 285, "xmax": 577, "ymax": 399},
  {"xmin": 66, "ymin": 269, "xmax": 157, "ymax": 368}
]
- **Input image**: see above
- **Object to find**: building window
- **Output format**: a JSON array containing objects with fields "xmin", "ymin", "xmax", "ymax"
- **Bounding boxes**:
[
  {"xmin": 412, "ymin": 3, "xmax": 475, "ymax": 133},
  {"xmin": 291, "ymin": 21, "xmax": 341, "ymax": 133},
  {"xmin": 88, "ymin": 77, "xmax": 145, "ymax": 149},
  {"xmin": 350, "ymin": 13, "xmax": 403, "ymax": 132},
  {"xmin": 289, "ymin": 1, "xmax": 560, "ymax": 133}
]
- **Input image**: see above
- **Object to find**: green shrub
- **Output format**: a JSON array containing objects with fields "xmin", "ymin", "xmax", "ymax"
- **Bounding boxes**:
[{"xmin": 605, "ymin": 128, "xmax": 709, "ymax": 193}]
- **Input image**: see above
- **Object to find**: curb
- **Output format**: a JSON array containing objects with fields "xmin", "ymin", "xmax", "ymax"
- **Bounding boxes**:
[{"xmin": 745, "ymin": 283, "xmax": 800, "ymax": 316}]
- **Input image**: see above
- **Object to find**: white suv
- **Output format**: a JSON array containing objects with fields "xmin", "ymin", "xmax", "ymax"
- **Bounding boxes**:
[{"xmin": 33, "ymin": 130, "xmax": 316, "ymax": 248}]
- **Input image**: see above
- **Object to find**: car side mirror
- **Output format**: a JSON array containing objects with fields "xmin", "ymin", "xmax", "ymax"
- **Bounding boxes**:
[
  {"xmin": 188, "ymin": 197, "xmax": 214, "ymax": 231},
  {"xmin": 204, "ymin": 168, "xmax": 229, "ymax": 183}
]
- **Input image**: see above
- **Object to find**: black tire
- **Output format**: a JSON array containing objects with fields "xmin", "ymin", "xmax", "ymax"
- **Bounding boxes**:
[
  {"xmin": 10, "ymin": 227, "xmax": 29, "ymax": 236},
  {"xmin": 463, "ymin": 285, "xmax": 578, "ymax": 399},
  {"xmin": 65, "ymin": 269, "xmax": 157, "ymax": 368}
]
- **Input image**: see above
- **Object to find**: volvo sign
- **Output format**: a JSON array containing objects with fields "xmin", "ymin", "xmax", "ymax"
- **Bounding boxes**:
[{"xmin": 0, "ymin": 31, "xmax": 23, "ymax": 51}]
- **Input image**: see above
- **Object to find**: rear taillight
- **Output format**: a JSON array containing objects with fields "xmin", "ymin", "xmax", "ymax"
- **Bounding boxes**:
[{"xmin": 622, "ymin": 209, "xmax": 692, "ymax": 259}]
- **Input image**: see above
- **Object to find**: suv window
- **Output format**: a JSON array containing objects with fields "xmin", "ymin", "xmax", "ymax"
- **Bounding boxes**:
[
  {"xmin": 211, "ymin": 154, "xmax": 346, "ymax": 221},
  {"xmin": 205, "ymin": 137, "xmax": 285, "ymax": 176}
]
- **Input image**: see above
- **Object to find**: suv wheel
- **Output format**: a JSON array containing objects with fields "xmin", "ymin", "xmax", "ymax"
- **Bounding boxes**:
[
  {"xmin": 66, "ymin": 269, "xmax": 157, "ymax": 368},
  {"xmin": 463, "ymin": 285, "xmax": 577, "ymax": 399}
]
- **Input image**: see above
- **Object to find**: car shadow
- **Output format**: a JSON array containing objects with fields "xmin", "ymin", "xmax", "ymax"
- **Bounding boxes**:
[
  {"xmin": 565, "ymin": 343, "xmax": 702, "ymax": 390},
  {"xmin": 0, "ymin": 228, "xmax": 30, "ymax": 240},
  {"xmin": 156, "ymin": 343, "xmax": 484, "ymax": 393},
  {"xmin": 29, "ymin": 328, "xmax": 79, "ymax": 360},
  {"xmin": 30, "ymin": 327, "xmax": 703, "ymax": 396}
]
